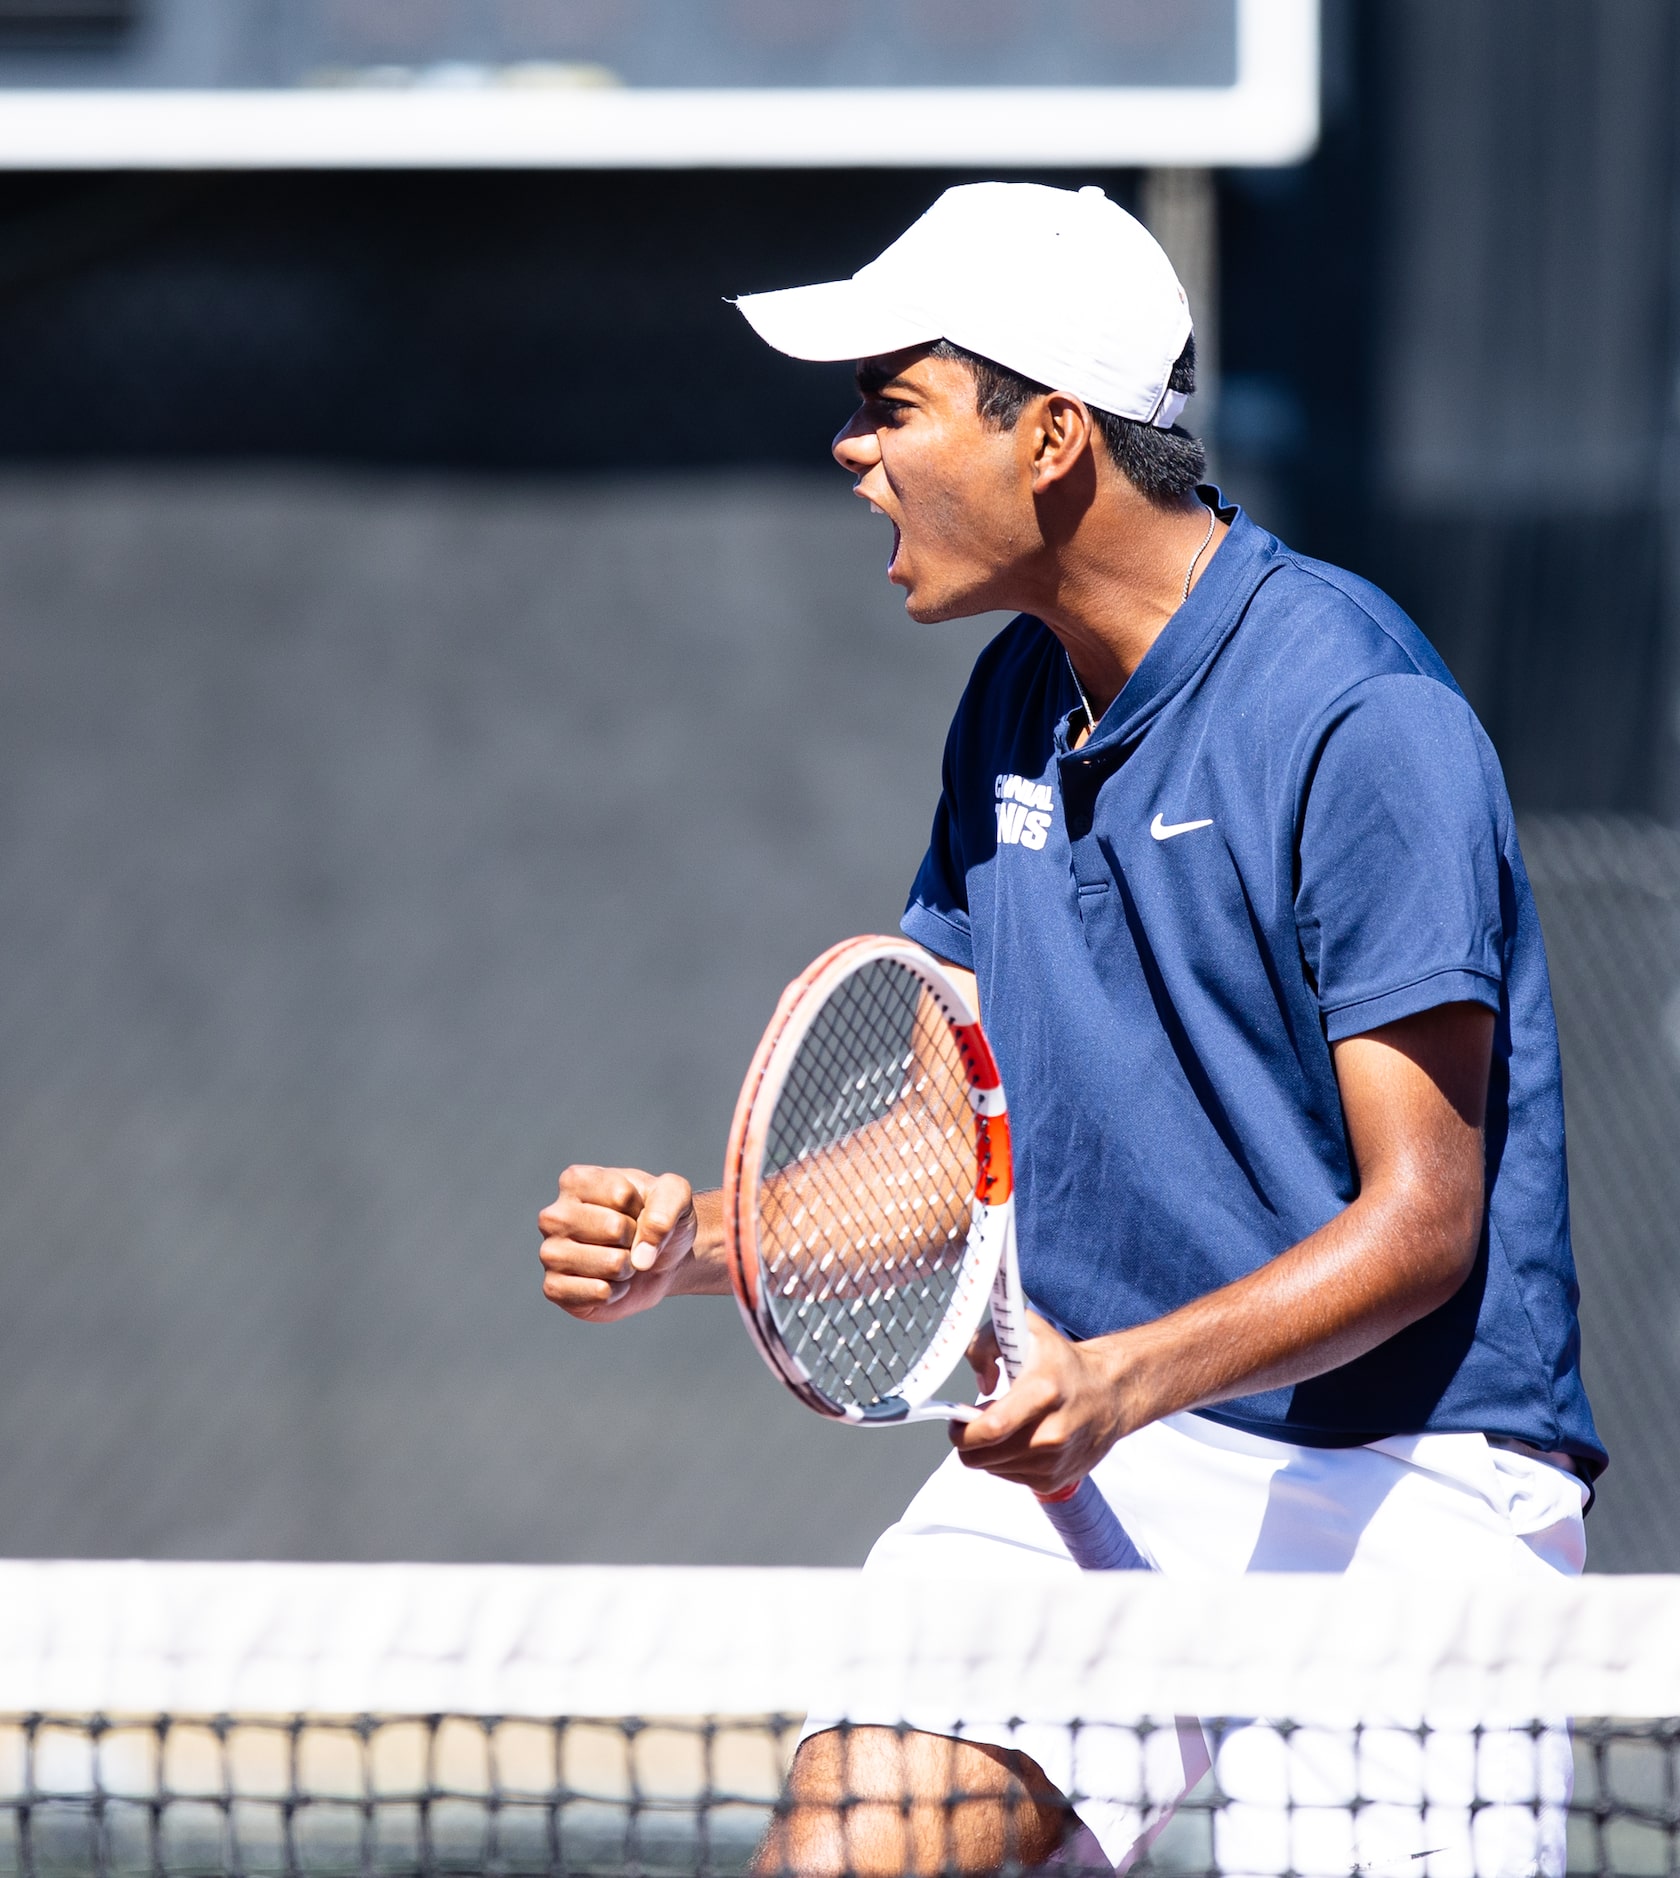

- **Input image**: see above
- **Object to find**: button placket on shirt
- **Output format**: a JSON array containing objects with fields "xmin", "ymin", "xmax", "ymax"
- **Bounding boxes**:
[{"xmin": 1058, "ymin": 743, "xmax": 1124, "ymax": 911}]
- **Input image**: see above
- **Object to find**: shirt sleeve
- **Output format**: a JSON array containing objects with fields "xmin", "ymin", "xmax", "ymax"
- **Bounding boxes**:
[
  {"xmin": 1295, "ymin": 674, "xmax": 1505, "ymax": 1042},
  {"xmin": 901, "ymin": 727, "xmax": 974, "ymax": 971}
]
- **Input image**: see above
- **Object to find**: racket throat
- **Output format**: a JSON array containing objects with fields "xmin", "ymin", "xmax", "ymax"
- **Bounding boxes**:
[
  {"xmin": 990, "ymin": 1209, "xmax": 1031, "ymax": 1384},
  {"xmin": 845, "ymin": 1396, "xmax": 979, "ymax": 1425}
]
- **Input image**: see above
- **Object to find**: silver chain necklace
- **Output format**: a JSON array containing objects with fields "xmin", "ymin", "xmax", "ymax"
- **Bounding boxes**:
[
  {"xmin": 1183, "ymin": 503, "xmax": 1217, "ymax": 601},
  {"xmin": 1067, "ymin": 506, "xmax": 1218, "ymax": 735},
  {"xmin": 1066, "ymin": 653, "xmax": 1098, "ymax": 735}
]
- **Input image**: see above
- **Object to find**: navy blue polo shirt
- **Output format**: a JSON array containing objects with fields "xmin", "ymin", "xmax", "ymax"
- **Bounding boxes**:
[{"xmin": 902, "ymin": 495, "xmax": 1605, "ymax": 1474}]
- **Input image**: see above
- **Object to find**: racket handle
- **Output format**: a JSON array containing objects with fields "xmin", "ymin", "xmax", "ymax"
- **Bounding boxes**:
[
  {"xmin": 989, "ymin": 1222, "xmax": 1149, "ymax": 1573},
  {"xmin": 1038, "ymin": 1477, "xmax": 1150, "ymax": 1572}
]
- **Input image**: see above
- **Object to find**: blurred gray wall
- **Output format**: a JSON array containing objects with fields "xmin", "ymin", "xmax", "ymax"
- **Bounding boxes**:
[
  {"xmin": 1, "ymin": 470, "xmax": 1675, "ymax": 1571},
  {"xmin": 0, "ymin": 468, "xmax": 998, "ymax": 1565}
]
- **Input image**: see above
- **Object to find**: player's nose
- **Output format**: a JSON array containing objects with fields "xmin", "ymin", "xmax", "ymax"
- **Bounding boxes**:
[{"xmin": 831, "ymin": 410, "xmax": 880, "ymax": 475}]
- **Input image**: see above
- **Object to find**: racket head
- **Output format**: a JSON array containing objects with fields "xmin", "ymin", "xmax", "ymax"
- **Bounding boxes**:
[{"xmin": 724, "ymin": 936, "xmax": 1013, "ymax": 1422}]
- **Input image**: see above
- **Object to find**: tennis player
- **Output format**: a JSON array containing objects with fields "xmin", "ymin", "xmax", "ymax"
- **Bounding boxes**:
[{"xmin": 538, "ymin": 183, "xmax": 1605, "ymax": 1878}]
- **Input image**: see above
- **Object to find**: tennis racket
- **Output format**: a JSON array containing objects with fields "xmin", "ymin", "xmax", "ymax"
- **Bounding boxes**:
[{"xmin": 723, "ymin": 934, "xmax": 1148, "ymax": 1573}]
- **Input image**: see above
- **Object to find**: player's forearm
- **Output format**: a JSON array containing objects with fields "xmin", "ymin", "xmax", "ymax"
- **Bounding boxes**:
[
  {"xmin": 677, "ymin": 1100, "xmax": 966, "ymax": 1301},
  {"xmin": 1094, "ymin": 1000, "xmax": 1494, "ymax": 1432},
  {"xmin": 1090, "ymin": 1172, "xmax": 1484, "ymax": 1429},
  {"xmin": 667, "ymin": 1187, "xmax": 733, "ymax": 1295}
]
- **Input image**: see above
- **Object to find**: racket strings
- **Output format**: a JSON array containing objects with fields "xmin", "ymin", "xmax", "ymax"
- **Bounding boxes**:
[
  {"xmin": 766, "ymin": 1110, "xmax": 964, "ymax": 1399},
  {"xmin": 755, "ymin": 959, "xmax": 978, "ymax": 1411}
]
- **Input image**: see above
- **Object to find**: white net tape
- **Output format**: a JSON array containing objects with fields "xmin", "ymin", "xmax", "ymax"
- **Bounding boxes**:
[
  {"xmin": 2, "ymin": 1563, "xmax": 1678, "ymax": 1876},
  {"xmin": 6, "ymin": 1563, "xmax": 1677, "ymax": 1723}
]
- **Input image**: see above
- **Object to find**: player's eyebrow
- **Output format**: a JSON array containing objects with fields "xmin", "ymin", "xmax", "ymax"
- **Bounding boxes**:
[{"xmin": 855, "ymin": 359, "xmax": 909, "ymax": 398}]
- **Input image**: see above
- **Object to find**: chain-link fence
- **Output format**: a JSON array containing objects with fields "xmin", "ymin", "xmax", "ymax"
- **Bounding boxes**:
[{"xmin": 1521, "ymin": 817, "xmax": 1680, "ymax": 1568}]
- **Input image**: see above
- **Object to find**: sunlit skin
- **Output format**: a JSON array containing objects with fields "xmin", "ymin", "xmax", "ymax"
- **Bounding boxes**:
[
  {"xmin": 536, "ymin": 345, "xmax": 1496, "ymax": 1870},
  {"xmin": 831, "ymin": 344, "xmax": 1225, "ymax": 717}
]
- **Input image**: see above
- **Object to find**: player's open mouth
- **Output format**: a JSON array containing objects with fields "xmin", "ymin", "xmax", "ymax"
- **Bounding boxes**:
[{"xmin": 862, "ymin": 494, "xmax": 904, "ymax": 577}]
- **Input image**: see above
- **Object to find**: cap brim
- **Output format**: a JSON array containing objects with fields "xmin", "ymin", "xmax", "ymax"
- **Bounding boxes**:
[{"xmin": 733, "ymin": 279, "xmax": 939, "ymax": 363}]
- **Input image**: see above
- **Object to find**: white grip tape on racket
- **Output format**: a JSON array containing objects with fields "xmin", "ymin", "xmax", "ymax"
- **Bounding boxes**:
[{"xmin": 988, "ymin": 1210, "xmax": 1150, "ymax": 1572}]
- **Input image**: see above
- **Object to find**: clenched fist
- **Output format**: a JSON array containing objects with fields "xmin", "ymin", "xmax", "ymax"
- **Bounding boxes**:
[{"xmin": 539, "ymin": 1165, "xmax": 723, "ymax": 1323}]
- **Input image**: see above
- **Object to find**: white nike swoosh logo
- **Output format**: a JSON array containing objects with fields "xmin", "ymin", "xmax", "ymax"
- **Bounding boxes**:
[{"xmin": 1150, "ymin": 812, "xmax": 1214, "ymax": 841}]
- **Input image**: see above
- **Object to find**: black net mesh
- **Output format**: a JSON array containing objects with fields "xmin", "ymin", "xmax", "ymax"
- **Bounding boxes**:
[
  {"xmin": 0, "ymin": 1711, "xmax": 790, "ymax": 1878},
  {"xmin": 3, "ymin": 1712, "xmax": 1677, "ymax": 1877},
  {"xmin": 754, "ymin": 958, "xmax": 977, "ymax": 1414}
]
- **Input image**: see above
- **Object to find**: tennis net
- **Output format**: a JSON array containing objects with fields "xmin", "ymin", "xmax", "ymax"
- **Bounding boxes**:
[{"xmin": 2, "ymin": 1561, "xmax": 1677, "ymax": 1877}]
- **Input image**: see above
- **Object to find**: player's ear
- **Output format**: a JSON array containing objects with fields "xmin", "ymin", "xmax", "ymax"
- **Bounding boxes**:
[{"xmin": 1028, "ymin": 392, "xmax": 1096, "ymax": 492}]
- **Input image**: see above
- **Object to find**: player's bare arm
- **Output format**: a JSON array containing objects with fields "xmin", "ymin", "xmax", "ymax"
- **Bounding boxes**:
[
  {"xmin": 539, "ymin": 960, "xmax": 987, "ymax": 1324},
  {"xmin": 953, "ymin": 997, "xmax": 1495, "ymax": 1494}
]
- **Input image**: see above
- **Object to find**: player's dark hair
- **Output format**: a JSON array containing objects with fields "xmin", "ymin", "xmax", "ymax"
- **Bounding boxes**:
[{"xmin": 928, "ymin": 334, "xmax": 1205, "ymax": 503}]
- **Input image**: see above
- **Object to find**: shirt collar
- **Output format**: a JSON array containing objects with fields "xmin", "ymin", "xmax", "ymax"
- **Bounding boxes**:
[{"xmin": 1052, "ymin": 488, "xmax": 1281, "ymax": 758}]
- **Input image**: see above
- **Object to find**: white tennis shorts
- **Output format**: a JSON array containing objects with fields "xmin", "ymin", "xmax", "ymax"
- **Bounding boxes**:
[{"xmin": 800, "ymin": 1410, "xmax": 1589, "ymax": 1878}]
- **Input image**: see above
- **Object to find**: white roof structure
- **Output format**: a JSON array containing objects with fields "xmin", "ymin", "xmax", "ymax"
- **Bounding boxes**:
[{"xmin": 0, "ymin": 0, "xmax": 1317, "ymax": 169}]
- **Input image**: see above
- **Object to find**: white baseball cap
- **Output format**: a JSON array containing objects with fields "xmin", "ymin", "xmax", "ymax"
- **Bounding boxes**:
[{"xmin": 734, "ymin": 181, "xmax": 1194, "ymax": 430}]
